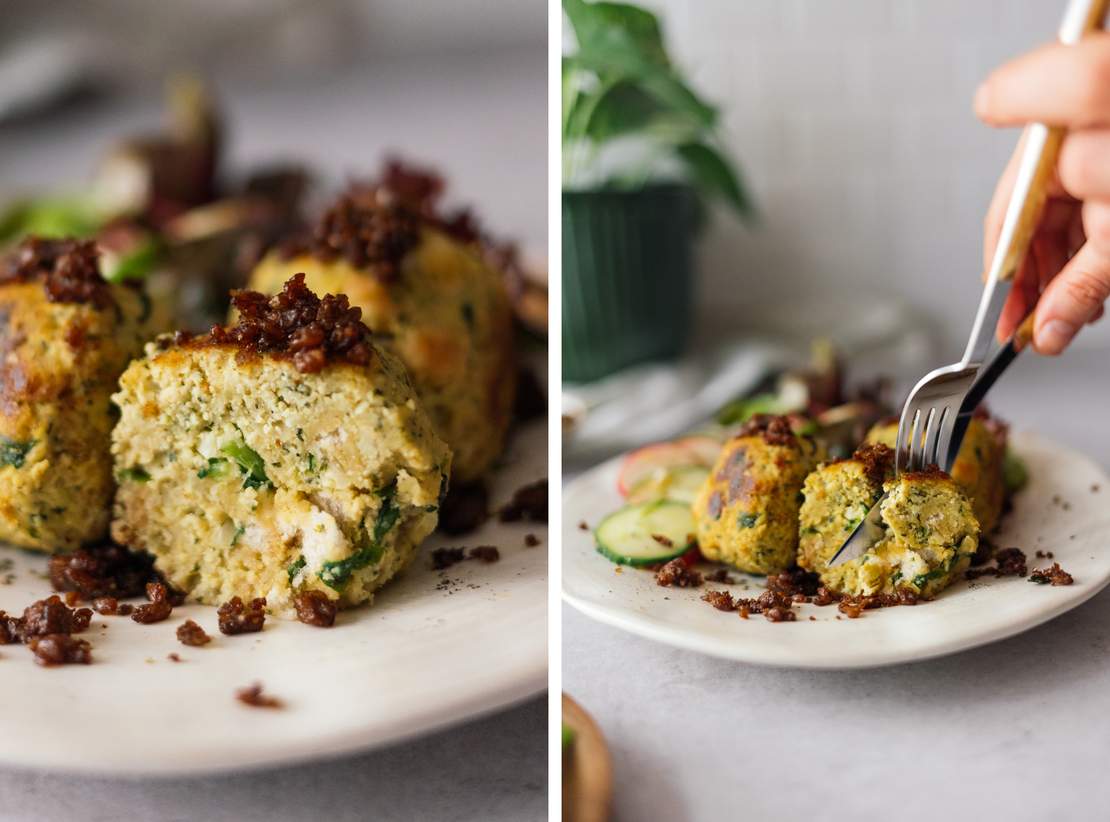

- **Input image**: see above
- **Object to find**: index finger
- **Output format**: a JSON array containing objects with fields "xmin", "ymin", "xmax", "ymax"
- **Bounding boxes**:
[{"xmin": 975, "ymin": 33, "xmax": 1110, "ymax": 129}]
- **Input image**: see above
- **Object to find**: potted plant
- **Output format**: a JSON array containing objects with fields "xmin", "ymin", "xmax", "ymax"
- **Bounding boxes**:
[{"xmin": 562, "ymin": 0, "xmax": 752, "ymax": 383}]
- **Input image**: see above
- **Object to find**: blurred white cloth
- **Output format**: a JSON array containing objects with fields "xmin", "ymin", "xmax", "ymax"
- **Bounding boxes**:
[{"xmin": 563, "ymin": 297, "xmax": 936, "ymax": 467}]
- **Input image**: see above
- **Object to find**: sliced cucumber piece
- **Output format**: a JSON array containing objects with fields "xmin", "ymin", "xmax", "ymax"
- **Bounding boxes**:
[
  {"xmin": 595, "ymin": 501, "xmax": 697, "ymax": 567},
  {"xmin": 626, "ymin": 465, "xmax": 710, "ymax": 505}
]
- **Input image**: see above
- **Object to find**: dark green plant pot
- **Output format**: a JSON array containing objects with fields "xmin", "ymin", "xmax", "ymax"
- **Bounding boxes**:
[{"xmin": 562, "ymin": 184, "xmax": 698, "ymax": 383}]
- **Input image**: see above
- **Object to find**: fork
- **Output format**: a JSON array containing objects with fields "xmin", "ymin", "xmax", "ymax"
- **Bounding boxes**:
[
  {"xmin": 827, "ymin": 0, "xmax": 1109, "ymax": 568},
  {"xmin": 899, "ymin": 0, "xmax": 1108, "ymax": 473}
]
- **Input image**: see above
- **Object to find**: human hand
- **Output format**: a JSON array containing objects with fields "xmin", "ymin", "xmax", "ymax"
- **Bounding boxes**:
[{"xmin": 976, "ymin": 33, "xmax": 1110, "ymax": 354}]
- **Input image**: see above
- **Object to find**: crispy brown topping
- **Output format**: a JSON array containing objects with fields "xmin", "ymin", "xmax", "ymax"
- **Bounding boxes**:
[
  {"xmin": 971, "ymin": 538, "xmax": 995, "ymax": 566},
  {"xmin": 432, "ymin": 547, "xmax": 465, "ymax": 570},
  {"xmin": 21, "ymin": 596, "xmax": 91, "ymax": 639},
  {"xmin": 218, "ymin": 597, "xmax": 267, "ymax": 635},
  {"xmin": 362, "ymin": 158, "xmax": 482, "ymax": 245},
  {"xmin": 236, "ymin": 683, "xmax": 284, "ymax": 709},
  {"xmin": 279, "ymin": 192, "xmax": 420, "ymax": 281},
  {"xmin": 704, "ymin": 568, "xmax": 735, "ymax": 584},
  {"xmin": 735, "ymin": 589, "xmax": 799, "ymax": 622},
  {"xmin": 431, "ymin": 545, "xmax": 500, "ymax": 570},
  {"xmin": 49, "ymin": 543, "xmax": 160, "ymax": 600},
  {"xmin": 655, "ymin": 559, "xmax": 703, "ymax": 588},
  {"xmin": 91, "ymin": 597, "xmax": 131, "ymax": 616},
  {"xmin": 176, "ymin": 619, "xmax": 212, "ymax": 646},
  {"xmin": 0, "ymin": 612, "xmax": 19, "ymax": 645},
  {"xmin": 1028, "ymin": 562, "xmax": 1074, "ymax": 586},
  {"xmin": 736, "ymin": 414, "xmax": 800, "ymax": 447},
  {"xmin": 834, "ymin": 590, "xmax": 921, "ymax": 616},
  {"xmin": 900, "ymin": 464, "xmax": 952, "ymax": 482},
  {"xmin": 766, "ymin": 568, "xmax": 821, "ymax": 599},
  {"xmin": 848, "ymin": 442, "xmax": 895, "ymax": 486},
  {"xmin": 701, "ymin": 590, "xmax": 736, "ymax": 611},
  {"xmin": 438, "ymin": 480, "xmax": 489, "ymax": 536},
  {"xmin": 1035, "ymin": 550, "xmax": 1055, "ymax": 559},
  {"xmin": 0, "ymin": 237, "xmax": 112, "ymax": 308},
  {"xmin": 468, "ymin": 546, "xmax": 500, "ymax": 563},
  {"xmin": 578, "ymin": 521, "xmax": 589, "ymax": 531},
  {"xmin": 186, "ymin": 274, "xmax": 375, "ymax": 374},
  {"xmin": 167, "ymin": 653, "xmax": 183, "ymax": 663},
  {"xmin": 29, "ymin": 634, "xmax": 92, "ymax": 666},
  {"xmin": 499, "ymin": 479, "xmax": 548, "ymax": 523},
  {"xmin": 812, "ymin": 586, "xmax": 841, "ymax": 606},
  {"xmin": 131, "ymin": 582, "xmax": 175, "ymax": 624},
  {"xmin": 966, "ymin": 547, "xmax": 1027, "ymax": 580},
  {"xmin": 293, "ymin": 591, "xmax": 338, "ymax": 627}
]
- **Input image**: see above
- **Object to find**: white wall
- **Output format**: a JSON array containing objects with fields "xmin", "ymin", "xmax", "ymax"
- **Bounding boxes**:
[{"xmin": 639, "ymin": 0, "xmax": 1107, "ymax": 358}]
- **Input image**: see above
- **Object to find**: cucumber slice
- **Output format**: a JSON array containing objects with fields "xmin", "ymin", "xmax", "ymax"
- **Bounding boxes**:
[
  {"xmin": 595, "ymin": 501, "xmax": 697, "ymax": 567},
  {"xmin": 626, "ymin": 465, "xmax": 710, "ymax": 504}
]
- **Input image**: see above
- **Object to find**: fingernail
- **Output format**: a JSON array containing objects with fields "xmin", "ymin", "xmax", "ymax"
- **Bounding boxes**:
[{"xmin": 1037, "ymin": 319, "xmax": 1077, "ymax": 353}]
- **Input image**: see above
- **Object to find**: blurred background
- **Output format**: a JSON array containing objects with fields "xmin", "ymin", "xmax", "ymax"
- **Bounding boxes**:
[
  {"xmin": 0, "ymin": 0, "xmax": 547, "ymax": 254},
  {"xmin": 562, "ymin": 0, "xmax": 1092, "ymax": 468}
]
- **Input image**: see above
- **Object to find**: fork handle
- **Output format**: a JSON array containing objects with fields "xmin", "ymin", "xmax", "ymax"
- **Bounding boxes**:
[{"xmin": 962, "ymin": 0, "xmax": 1110, "ymax": 365}]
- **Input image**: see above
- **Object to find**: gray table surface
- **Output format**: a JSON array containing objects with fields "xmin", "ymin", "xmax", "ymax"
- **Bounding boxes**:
[
  {"xmin": 0, "ymin": 48, "xmax": 547, "ymax": 822},
  {"xmin": 564, "ymin": 345, "xmax": 1110, "ymax": 822}
]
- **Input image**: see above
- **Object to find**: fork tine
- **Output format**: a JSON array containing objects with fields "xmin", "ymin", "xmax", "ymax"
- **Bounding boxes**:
[
  {"xmin": 895, "ymin": 406, "xmax": 917, "ymax": 474},
  {"xmin": 914, "ymin": 407, "xmax": 935, "ymax": 471},
  {"xmin": 922, "ymin": 406, "xmax": 946, "ymax": 468}
]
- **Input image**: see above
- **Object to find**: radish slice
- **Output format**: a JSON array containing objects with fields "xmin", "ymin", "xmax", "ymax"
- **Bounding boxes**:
[{"xmin": 617, "ymin": 436, "xmax": 723, "ymax": 497}]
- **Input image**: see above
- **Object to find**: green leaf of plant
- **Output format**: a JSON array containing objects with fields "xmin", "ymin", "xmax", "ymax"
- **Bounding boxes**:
[
  {"xmin": 571, "ymin": 47, "xmax": 716, "ymax": 130},
  {"xmin": 562, "ymin": 58, "xmax": 582, "ymax": 137},
  {"xmin": 583, "ymin": 79, "xmax": 664, "ymax": 141},
  {"xmin": 676, "ymin": 140, "xmax": 754, "ymax": 219},
  {"xmin": 589, "ymin": 2, "xmax": 668, "ymax": 66},
  {"xmin": 564, "ymin": 0, "xmax": 714, "ymax": 129}
]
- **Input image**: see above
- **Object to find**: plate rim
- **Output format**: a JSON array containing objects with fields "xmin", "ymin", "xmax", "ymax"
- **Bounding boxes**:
[{"xmin": 563, "ymin": 430, "xmax": 1110, "ymax": 669}]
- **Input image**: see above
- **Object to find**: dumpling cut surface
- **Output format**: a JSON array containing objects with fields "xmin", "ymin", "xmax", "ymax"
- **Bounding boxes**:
[
  {"xmin": 110, "ymin": 281, "xmax": 451, "ymax": 616},
  {"xmin": 800, "ymin": 447, "xmax": 979, "ymax": 599}
]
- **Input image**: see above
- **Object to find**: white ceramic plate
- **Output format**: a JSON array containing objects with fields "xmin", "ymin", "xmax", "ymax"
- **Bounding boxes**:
[
  {"xmin": 0, "ymin": 419, "xmax": 547, "ymax": 776},
  {"xmin": 564, "ymin": 431, "xmax": 1110, "ymax": 669}
]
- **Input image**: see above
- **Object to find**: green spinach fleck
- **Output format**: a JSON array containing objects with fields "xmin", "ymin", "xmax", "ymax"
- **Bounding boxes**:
[
  {"xmin": 287, "ymin": 555, "xmax": 306, "ymax": 583},
  {"xmin": 319, "ymin": 481, "xmax": 401, "ymax": 591},
  {"xmin": 220, "ymin": 439, "xmax": 271, "ymax": 490},
  {"xmin": 0, "ymin": 436, "xmax": 35, "ymax": 469},
  {"xmin": 738, "ymin": 512, "xmax": 758, "ymax": 528},
  {"xmin": 118, "ymin": 466, "xmax": 151, "ymax": 483},
  {"xmin": 197, "ymin": 457, "xmax": 232, "ymax": 479}
]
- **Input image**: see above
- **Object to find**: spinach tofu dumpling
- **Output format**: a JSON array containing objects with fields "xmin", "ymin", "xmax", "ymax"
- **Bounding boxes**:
[
  {"xmin": 866, "ymin": 413, "xmax": 1007, "ymax": 535},
  {"xmin": 799, "ymin": 444, "xmax": 979, "ymax": 598},
  {"xmin": 0, "ymin": 237, "xmax": 161, "ymax": 552},
  {"xmin": 110, "ymin": 275, "xmax": 451, "ymax": 615},
  {"xmin": 246, "ymin": 190, "xmax": 515, "ymax": 483},
  {"xmin": 692, "ymin": 415, "xmax": 824, "ymax": 575}
]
